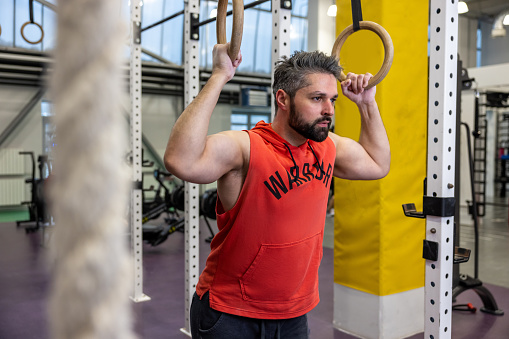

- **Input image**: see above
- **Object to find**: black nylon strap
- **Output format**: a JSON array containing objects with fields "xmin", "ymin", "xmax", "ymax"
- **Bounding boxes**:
[
  {"xmin": 29, "ymin": 0, "xmax": 34, "ymax": 23},
  {"xmin": 351, "ymin": 0, "xmax": 363, "ymax": 32}
]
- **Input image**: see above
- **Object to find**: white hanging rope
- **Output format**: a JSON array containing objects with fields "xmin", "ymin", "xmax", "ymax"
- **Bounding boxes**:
[{"xmin": 48, "ymin": 0, "xmax": 135, "ymax": 338}]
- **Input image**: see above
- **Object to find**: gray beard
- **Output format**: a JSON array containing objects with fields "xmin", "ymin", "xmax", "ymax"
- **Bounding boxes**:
[{"xmin": 288, "ymin": 99, "xmax": 331, "ymax": 142}]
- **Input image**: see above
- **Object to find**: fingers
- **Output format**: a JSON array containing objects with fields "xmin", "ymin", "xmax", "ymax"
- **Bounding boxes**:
[
  {"xmin": 228, "ymin": 42, "xmax": 242, "ymax": 67},
  {"xmin": 213, "ymin": 43, "xmax": 228, "ymax": 51},
  {"xmin": 363, "ymin": 73, "xmax": 373, "ymax": 87},
  {"xmin": 232, "ymin": 50, "xmax": 242, "ymax": 67},
  {"xmin": 212, "ymin": 43, "xmax": 241, "ymax": 66},
  {"xmin": 342, "ymin": 72, "xmax": 373, "ymax": 94},
  {"xmin": 211, "ymin": 43, "xmax": 242, "ymax": 82},
  {"xmin": 340, "ymin": 78, "xmax": 351, "ymax": 92},
  {"xmin": 214, "ymin": 43, "xmax": 242, "ymax": 67}
]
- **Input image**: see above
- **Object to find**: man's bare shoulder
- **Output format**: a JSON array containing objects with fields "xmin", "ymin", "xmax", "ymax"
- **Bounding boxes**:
[
  {"xmin": 216, "ymin": 129, "xmax": 250, "ymax": 152},
  {"xmin": 328, "ymin": 131, "xmax": 357, "ymax": 152},
  {"xmin": 207, "ymin": 130, "xmax": 251, "ymax": 171},
  {"xmin": 327, "ymin": 131, "xmax": 342, "ymax": 146}
]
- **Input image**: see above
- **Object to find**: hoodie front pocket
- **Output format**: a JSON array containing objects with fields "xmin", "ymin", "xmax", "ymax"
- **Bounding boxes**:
[{"xmin": 239, "ymin": 232, "xmax": 322, "ymax": 303}]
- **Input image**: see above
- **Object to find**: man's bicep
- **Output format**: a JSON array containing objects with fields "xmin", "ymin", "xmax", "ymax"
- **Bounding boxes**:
[{"xmin": 333, "ymin": 136, "xmax": 379, "ymax": 180}]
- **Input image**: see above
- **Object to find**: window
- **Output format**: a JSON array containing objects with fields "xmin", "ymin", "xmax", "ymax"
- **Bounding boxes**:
[
  {"xmin": 137, "ymin": 0, "xmax": 309, "ymax": 71},
  {"xmin": 476, "ymin": 22, "xmax": 482, "ymax": 67},
  {"xmin": 41, "ymin": 101, "xmax": 55, "ymax": 157},
  {"xmin": 141, "ymin": 0, "xmax": 184, "ymax": 64},
  {"xmin": 231, "ymin": 109, "xmax": 271, "ymax": 131},
  {"xmin": 199, "ymin": 0, "xmax": 309, "ymax": 73},
  {"xmin": 0, "ymin": 0, "xmax": 309, "ymax": 75}
]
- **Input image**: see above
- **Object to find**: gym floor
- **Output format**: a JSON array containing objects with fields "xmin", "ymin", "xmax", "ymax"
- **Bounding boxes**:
[{"xmin": 0, "ymin": 202, "xmax": 508, "ymax": 339}]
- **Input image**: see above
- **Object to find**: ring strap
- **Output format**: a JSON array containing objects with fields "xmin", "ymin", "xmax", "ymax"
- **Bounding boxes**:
[
  {"xmin": 351, "ymin": 0, "xmax": 363, "ymax": 32},
  {"xmin": 29, "ymin": 0, "xmax": 34, "ymax": 23}
]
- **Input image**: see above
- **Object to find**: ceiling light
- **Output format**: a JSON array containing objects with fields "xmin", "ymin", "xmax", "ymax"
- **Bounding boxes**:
[
  {"xmin": 327, "ymin": 4, "xmax": 337, "ymax": 17},
  {"xmin": 458, "ymin": 1, "xmax": 468, "ymax": 14},
  {"xmin": 503, "ymin": 14, "xmax": 509, "ymax": 26},
  {"xmin": 210, "ymin": 8, "xmax": 217, "ymax": 18},
  {"xmin": 492, "ymin": 11, "xmax": 509, "ymax": 37}
]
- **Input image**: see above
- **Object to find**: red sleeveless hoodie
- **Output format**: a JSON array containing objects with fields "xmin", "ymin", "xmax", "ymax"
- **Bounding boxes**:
[{"xmin": 196, "ymin": 121, "xmax": 336, "ymax": 319}]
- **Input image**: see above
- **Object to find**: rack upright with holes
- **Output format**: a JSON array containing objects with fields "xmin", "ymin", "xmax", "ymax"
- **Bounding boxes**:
[
  {"xmin": 271, "ymin": 0, "xmax": 292, "ymax": 119},
  {"xmin": 129, "ymin": 0, "xmax": 150, "ymax": 303},
  {"xmin": 425, "ymin": 0, "xmax": 459, "ymax": 337},
  {"xmin": 178, "ymin": 0, "xmax": 292, "ymax": 335},
  {"xmin": 180, "ymin": 0, "xmax": 201, "ymax": 336}
]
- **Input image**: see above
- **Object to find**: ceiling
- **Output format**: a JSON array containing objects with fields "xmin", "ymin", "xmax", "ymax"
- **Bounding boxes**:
[{"xmin": 461, "ymin": 0, "xmax": 509, "ymax": 22}]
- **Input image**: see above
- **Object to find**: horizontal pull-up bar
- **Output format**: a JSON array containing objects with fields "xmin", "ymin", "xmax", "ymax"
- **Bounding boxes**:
[
  {"xmin": 34, "ymin": 0, "xmax": 57, "ymax": 12},
  {"xmin": 141, "ymin": 9, "xmax": 185, "ymax": 32},
  {"xmin": 194, "ymin": 0, "xmax": 269, "ymax": 28}
]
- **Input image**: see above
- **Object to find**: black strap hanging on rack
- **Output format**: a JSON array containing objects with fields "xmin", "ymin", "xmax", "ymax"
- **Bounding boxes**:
[
  {"xmin": 29, "ymin": 0, "xmax": 34, "ymax": 23},
  {"xmin": 351, "ymin": 0, "xmax": 363, "ymax": 32}
]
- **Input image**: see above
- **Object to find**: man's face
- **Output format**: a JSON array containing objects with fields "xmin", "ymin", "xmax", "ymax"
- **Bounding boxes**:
[{"xmin": 288, "ymin": 73, "xmax": 338, "ymax": 142}]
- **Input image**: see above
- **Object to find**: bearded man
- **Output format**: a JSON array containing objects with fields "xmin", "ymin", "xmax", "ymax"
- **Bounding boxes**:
[{"xmin": 164, "ymin": 44, "xmax": 390, "ymax": 339}]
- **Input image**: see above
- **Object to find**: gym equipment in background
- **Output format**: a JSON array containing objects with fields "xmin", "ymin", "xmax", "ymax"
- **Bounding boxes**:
[
  {"xmin": 16, "ymin": 151, "xmax": 52, "ymax": 232},
  {"xmin": 140, "ymin": 167, "xmax": 217, "ymax": 247},
  {"xmin": 21, "ymin": 0, "xmax": 45, "ymax": 45}
]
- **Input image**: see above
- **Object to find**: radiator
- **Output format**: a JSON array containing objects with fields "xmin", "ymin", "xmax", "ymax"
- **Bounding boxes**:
[{"xmin": 0, "ymin": 149, "xmax": 26, "ymax": 206}]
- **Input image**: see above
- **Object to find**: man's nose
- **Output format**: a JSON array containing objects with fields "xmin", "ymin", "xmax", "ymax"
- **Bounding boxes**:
[{"xmin": 323, "ymin": 100, "xmax": 335, "ymax": 115}]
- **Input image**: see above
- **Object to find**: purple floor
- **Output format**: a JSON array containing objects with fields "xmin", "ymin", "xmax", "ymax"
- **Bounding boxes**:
[{"xmin": 0, "ymin": 220, "xmax": 508, "ymax": 339}]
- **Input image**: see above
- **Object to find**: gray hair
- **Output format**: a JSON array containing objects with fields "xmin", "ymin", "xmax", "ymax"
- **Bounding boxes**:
[{"xmin": 272, "ymin": 50, "xmax": 342, "ymax": 110}]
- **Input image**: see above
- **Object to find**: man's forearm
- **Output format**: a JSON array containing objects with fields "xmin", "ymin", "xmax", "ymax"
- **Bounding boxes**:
[
  {"xmin": 164, "ymin": 73, "xmax": 229, "ymax": 171},
  {"xmin": 358, "ymin": 101, "xmax": 391, "ymax": 175}
]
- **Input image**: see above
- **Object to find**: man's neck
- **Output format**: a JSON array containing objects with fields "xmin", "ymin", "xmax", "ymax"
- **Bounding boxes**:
[{"xmin": 271, "ymin": 116, "xmax": 307, "ymax": 147}]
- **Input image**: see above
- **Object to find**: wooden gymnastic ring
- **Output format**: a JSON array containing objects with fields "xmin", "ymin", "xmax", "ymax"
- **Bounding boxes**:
[
  {"xmin": 0, "ymin": 24, "xmax": 2, "ymax": 38},
  {"xmin": 216, "ymin": 0, "xmax": 244, "ymax": 61},
  {"xmin": 331, "ymin": 21, "xmax": 394, "ymax": 90},
  {"xmin": 21, "ymin": 21, "xmax": 45, "ymax": 45}
]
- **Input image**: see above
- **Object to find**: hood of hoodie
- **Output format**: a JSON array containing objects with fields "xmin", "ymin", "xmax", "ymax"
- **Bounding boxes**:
[
  {"xmin": 250, "ymin": 120, "xmax": 310, "ymax": 152},
  {"xmin": 250, "ymin": 121, "xmax": 327, "ymax": 176}
]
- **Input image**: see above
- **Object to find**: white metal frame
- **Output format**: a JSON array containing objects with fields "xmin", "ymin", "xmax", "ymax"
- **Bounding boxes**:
[
  {"xmin": 181, "ymin": 0, "xmax": 201, "ymax": 335},
  {"xmin": 129, "ymin": 0, "xmax": 150, "ymax": 303},
  {"xmin": 425, "ymin": 0, "xmax": 458, "ymax": 337},
  {"xmin": 271, "ymin": 0, "xmax": 292, "ymax": 119}
]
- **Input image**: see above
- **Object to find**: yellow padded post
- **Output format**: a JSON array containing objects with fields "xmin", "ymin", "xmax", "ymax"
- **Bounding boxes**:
[{"xmin": 334, "ymin": 0, "xmax": 428, "ymax": 296}]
